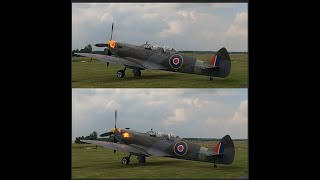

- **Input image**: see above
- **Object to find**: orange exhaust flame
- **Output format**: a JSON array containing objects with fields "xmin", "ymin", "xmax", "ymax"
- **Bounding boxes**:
[
  {"xmin": 123, "ymin": 132, "xmax": 130, "ymax": 138},
  {"xmin": 107, "ymin": 40, "xmax": 116, "ymax": 48}
]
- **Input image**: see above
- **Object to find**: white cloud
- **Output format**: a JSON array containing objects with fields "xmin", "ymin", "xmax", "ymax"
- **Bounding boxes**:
[
  {"xmin": 164, "ymin": 108, "xmax": 187, "ymax": 125},
  {"xmin": 72, "ymin": 3, "xmax": 248, "ymax": 51},
  {"xmin": 176, "ymin": 10, "xmax": 197, "ymax": 21},
  {"xmin": 234, "ymin": 12, "xmax": 247, "ymax": 24},
  {"xmin": 100, "ymin": 12, "xmax": 114, "ymax": 23},
  {"xmin": 159, "ymin": 21, "xmax": 183, "ymax": 37},
  {"xmin": 72, "ymin": 89, "xmax": 248, "ymax": 138},
  {"xmin": 145, "ymin": 100, "xmax": 166, "ymax": 106},
  {"xmin": 225, "ymin": 12, "xmax": 248, "ymax": 38},
  {"xmin": 230, "ymin": 100, "xmax": 247, "ymax": 124},
  {"xmin": 141, "ymin": 13, "xmax": 159, "ymax": 19},
  {"xmin": 238, "ymin": 99, "xmax": 248, "ymax": 111},
  {"xmin": 208, "ymin": 3, "xmax": 232, "ymax": 8},
  {"xmin": 105, "ymin": 100, "xmax": 119, "ymax": 109},
  {"xmin": 182, "ymin": 98, "xmax": 203, "ymax": 109}
]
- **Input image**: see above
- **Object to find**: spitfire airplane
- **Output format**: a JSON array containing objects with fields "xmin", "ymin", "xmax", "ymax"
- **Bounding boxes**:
[
  {"xmin": 75, "ymin": 23, "xmax": 231, "ymax": 81},
  {"xmin": 81, "ymin": 110, "xmax": 235, "ymax": 167}
]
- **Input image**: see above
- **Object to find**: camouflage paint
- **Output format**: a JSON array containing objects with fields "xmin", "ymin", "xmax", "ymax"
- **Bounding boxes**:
[
  {"xmin": 111, "ymin": 128, "xmax": 234, "ymax": 164},
  {"xmin": 106, "ymin": 41, "xmax": 231, "ymax": 78}
]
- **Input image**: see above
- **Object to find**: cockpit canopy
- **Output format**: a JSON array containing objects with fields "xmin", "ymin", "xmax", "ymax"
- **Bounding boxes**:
[
  {"xmin": 146, "ymin": 129, "xmax": 180, "ymax": 140},
  {"xmin": 141, "ymin": 43, "xmax": 177, "ymax": 54}
]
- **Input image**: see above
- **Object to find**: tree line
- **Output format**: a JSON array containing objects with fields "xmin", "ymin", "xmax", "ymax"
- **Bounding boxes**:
[
  {"xmin": 72, "ymin": 44, "xmax": 110, "ymax": 56},
  {"xmin": 74, "ymin": 131, "xmax": 97, "ymax": 144},
  {"xmin": 74, "ymin": 131, "xmax": 113, "ymax": 144},
  {"xmin": 72, "ymin": 44, "xmax": 92, "ymax": 56}
]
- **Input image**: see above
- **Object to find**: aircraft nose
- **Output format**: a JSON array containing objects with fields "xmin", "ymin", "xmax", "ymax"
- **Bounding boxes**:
[{"xmin": 107, "ymin": 40, "xmax": 116, "ymax": 49}]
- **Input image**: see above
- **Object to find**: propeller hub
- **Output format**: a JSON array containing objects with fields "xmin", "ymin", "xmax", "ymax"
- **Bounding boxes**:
[{"xmin": 107, "ymin": 40, "xmax": 116, "ymax": 49}]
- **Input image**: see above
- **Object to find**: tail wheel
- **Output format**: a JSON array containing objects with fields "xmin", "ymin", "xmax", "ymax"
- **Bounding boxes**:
[
  {"xmin": 117, "ymin": 70, "xmax": 125, "ymax": 78},
  {"xmin": 122, "ymin": 157, "xmax": 130, "ymax": 165}
]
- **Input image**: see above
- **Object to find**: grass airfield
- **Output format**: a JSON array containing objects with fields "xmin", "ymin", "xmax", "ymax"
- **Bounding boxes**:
[
  {"xmin": 72, "ymin": 140, "xmax": 248, "ymax": 179},
  {"xmin": 72, "ymin": 54, "xmax": 248, "ymax": 88}
]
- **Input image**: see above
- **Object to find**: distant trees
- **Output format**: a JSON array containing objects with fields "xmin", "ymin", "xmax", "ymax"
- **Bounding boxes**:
[
  {"xmin": 90, "ymin": 131, "xmax": 97, "ymax": 140},
  {"xmin": 75, "ymin": 137, "xmax": 81, "ymax": 144},
  {"xmin": 85, "ymin": 44, "xmax": 92, "ymax": 52},
  {"xmin": 72, "ymin": 44, "xmax": 92, "ymax": 56},
  {"xmin": 74, "ymin": 131, "xmax": 98, "ymax": 144}
]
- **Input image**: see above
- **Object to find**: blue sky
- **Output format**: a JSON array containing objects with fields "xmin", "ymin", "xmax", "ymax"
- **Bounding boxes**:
[
  {"xmin": 72, "ymin": 3, "xmax": 247, "ymax": 52},
  {"xmin": 72, "ymin": 89, "xmax": 247, "ymax": 140}
]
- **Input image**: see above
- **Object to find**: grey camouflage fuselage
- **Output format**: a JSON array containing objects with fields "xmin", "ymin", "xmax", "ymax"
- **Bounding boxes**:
[
  {"xmin": 109, "ymin": 42, "xmax": 231, "ymax": 78},
  {"xmin": 114, "ymin": 128, "xmax": 234, "ymax": 164}
]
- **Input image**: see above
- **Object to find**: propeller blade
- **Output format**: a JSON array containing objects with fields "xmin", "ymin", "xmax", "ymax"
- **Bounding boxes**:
[
  {"xmin": 100, "ymin": 131, "xmax": 113, "ymax": 137},
  {"xmin": 107, "ymin": 49, "xmax": 112, "ymax": 56},
  {"xmin": 95, "ymin": 43, "xmax": 107, "ymax": 47},
  {"xmin": 112, "ymin": 132, "xmax": 117, "ymax": 154},
  {"xmin": 110, "ymin": 22, "xmax": 114, "ymax": 40},
  {"xmin": 115, "ymin": 110, "xmax": 117, "ymax": 128}
]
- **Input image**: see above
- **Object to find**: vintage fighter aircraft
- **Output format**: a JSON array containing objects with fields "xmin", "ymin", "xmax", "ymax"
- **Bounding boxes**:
[
  {"xmin": 80, "ymin": 110, "xmax": 235, "ymax": 167},
  {"xmin": 75, "ymin": 23, "xmax": 231, "ymax": 81}
]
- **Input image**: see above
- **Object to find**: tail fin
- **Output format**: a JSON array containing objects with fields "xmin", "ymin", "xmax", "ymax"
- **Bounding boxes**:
[
  {"xmin": 209, "ymin": 47, "xmax": 231, "ymax": 78},
  {"xmin": 213, "ymin": 135, "xmax": 235, "ymax": 165}
]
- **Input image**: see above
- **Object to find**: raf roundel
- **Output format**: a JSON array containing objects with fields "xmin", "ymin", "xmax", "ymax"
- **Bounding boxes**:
[
  {"xmin": 168, "ymin": 54, "xmax": 184, "ymax": 69},
  {"xmin": 174, "ymin": 141, "xmax": 188, "ymax": 156}
]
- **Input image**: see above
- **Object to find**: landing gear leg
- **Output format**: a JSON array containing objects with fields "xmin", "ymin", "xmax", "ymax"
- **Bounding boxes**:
[
  {"xmin": 214, "ymin": 163, "xmax": 217, "ymax": 168},
  {"xmin": 133, "ymin": 68, "xmax": 141, "ymax": 77},
  {"xmin": 137, "ymin": 155, "xmax": 146, "ymax": 163},
  {"xmin": 209, "ymin": 76, "xmax": 213, "ymax": 81},
  {"xmin": 117, "ymin": 67, "xmax": 127, "ymax": 78},
  {"xmin": 121, "ymin": 153, "xmax": 131, "ymax": 165}
]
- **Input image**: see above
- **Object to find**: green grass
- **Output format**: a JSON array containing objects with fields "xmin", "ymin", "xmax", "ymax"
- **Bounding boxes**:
[
  {"xmin": 72, "ymin": 141, "xmax": 248, "ymax": 178},
  {"xmin": 72, "ymin": 54, "xmax": 248, "ymax": 88}
]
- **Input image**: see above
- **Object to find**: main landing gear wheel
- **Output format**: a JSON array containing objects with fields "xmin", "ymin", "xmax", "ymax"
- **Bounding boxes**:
[
  {"xmin": 209, "ymin": 76, "xmax": 213, "ymax": 81},
  {"xmin": 122, "ymin": 157, "xmax": 130, "ymax": 165},
  {"xmin": 117, "ymin": 70, "xmax": 125, "ymax": 78},
  {"xmin": 214, "ymin": 164, "xmax": 217, "ymax": 168},
  {"xmin": 137, "ymin": 156, "xmax": 146, "ymax": 163},
  {"xmin": 134, "ymin": 70, "xmax": 141, "ymax": 77}
]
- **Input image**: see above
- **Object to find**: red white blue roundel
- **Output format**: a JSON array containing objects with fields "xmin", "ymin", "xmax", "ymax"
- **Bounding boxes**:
[
  {"xmin": 168, "ymin": 54, "xmax": 184, "ymax": 69},
  {"xmin": 174, "ymin": 141, "xmax": 188, "ymax": 156}
]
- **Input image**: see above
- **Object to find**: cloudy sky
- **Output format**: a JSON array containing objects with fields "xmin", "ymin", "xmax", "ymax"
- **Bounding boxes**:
[
  {"xmin": 72, "ymin": 89, "xmax": 247, "ymax": 140},
  {"xmin": 72, "ymin": 3, "xmax": 247, "ymax": 52}
]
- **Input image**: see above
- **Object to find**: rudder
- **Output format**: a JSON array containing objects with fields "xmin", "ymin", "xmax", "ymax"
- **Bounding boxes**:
[
  {"xmin": 210, "ymin": 47, "xmax": 231, "ymax": 78},
  {"xmin": 213, "ymin": 135, "xmax": 235, "ymax": 165}
]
